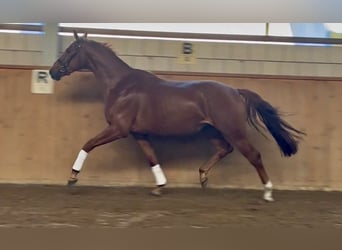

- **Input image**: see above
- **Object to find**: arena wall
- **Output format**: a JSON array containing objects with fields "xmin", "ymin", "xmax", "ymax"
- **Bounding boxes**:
[
  {"xmin": 1, "ymin": 33, "xmax": 342, "ymax": 78},
  {"xmin": 1, "ymin": 68, "xmax": 341, "ymax": 191}
]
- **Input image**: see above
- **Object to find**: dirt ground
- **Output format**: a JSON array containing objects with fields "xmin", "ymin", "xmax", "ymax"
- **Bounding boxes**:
[{"xmin": 0, "ymin": 184, "xmax": 342, "ymax": 228}]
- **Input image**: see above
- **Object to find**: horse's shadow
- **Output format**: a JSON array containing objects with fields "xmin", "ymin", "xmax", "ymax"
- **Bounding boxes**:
[
  {"xmin": 55, "ymin": 72, "xmax": 104, "ymax": 103},
  {"xmin": 149, "ymin": 133, "xmax": 213, "ymax": 164}
]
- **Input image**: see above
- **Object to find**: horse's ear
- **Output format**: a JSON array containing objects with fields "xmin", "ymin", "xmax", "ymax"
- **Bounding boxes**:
[
  {"xmin": 73, "ymin": 30, "xmax": 79, "ymax": 40},
  {"xmin": 83, "ymin": 32, "xmax": 88, "ymax": 39}
]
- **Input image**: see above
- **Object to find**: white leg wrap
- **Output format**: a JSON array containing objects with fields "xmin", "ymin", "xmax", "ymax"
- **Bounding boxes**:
[
  {"xmin": 151, "ymin": 164, "xmax": 167, "ymax": 186},
  {"xmin": 263, "ymin": 180, "xmax": 274, "ymax": 202},
  {"xmin": 72, "ymin": 150, "xmax": 88, "ymax": 172}
]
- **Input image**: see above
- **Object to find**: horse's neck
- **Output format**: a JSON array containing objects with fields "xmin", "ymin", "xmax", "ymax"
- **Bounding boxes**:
[{"xmin": 85, "ymin": 46, "xmax": 132, "ymax": 90}]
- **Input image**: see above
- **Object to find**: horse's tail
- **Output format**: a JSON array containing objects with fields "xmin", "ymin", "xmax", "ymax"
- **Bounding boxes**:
[{"xmin": 237, "ymin": 88, "xmax": 306, "ymax": 157}]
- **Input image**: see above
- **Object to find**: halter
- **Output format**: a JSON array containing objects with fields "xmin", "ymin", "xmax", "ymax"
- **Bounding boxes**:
[{"xmin": 57, "ymin": 43, "xmax": 81, "ymax": 74}]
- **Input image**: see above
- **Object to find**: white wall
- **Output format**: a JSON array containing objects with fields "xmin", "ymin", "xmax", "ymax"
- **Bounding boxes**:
[
  {"xmin": 76, "ymin": 36, "xmax": 342, "ymax": 78},
  {"xmin": 1, "ymin": 32, "xmax": 342, "ymax": 78},
  {"xmin": 0, "ymin": 33, "xmax": 43, "ymax": 66}
]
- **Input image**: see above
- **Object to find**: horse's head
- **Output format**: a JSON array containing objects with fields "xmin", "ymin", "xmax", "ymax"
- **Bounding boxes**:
[{"xmin": 49, "ymin": 30, "xmax": 88, "ymax": 81}]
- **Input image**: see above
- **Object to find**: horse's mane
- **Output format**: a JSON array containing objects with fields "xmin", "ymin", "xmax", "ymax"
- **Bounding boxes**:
[
  {"xmin": 86, "ymin": 39, "xmax": 117, "ymax": 56},
  {"xmin": 103, "ymin": 42, "xmax": 113, "ymax": 49},
  {"xmin": 83, "ymin": 39, "xmax": 131, "ymax": 68}
]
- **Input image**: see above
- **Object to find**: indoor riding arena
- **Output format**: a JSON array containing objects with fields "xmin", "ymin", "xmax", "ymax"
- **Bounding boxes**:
[{"xmin": 1, "ymin": 23, "xmax": 342, "ymax": 229}]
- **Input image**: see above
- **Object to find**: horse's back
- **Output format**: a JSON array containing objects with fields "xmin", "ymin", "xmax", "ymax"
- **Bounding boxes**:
[
  {"xmin": 111, "ymin": 70, "xmax": 246, "ymax": 135},
  {"xmin": 132, "ymin": 71, "xmax": 245, "ymax": 120},
  {"xmin": 161, "ymin": 79, "xmax": 242, "ymax": 109}
]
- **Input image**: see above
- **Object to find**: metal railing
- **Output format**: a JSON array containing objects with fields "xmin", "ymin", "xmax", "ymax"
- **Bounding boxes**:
[{"xmin": 1, "ymin": 23, "xmax": 342, "ymax": 45}]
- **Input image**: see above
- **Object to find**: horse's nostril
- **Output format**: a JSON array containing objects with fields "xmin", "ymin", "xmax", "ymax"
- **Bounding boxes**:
[{"xmin": 48, "ymin": 70, "xmax": 60, "ymax": 80}]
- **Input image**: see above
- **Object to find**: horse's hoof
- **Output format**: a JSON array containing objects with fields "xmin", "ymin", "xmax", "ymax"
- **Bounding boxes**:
[
  {"xmin": 263, "ymin": 194, "xmax": 275, "ymax": 202},
  {"xmin": 67, "ymin": 177, "xmax": 78, "ymax": 186},
  {"xmin": 263, "ymin": 197, "xmax": 275, "ymax": 202},
  {"xmin": 200, "ymin": 177, "xmax": 208, "ymax": 189},
  {"xmin": 150, "ymin": 187, "xmax": 162, "ymax": 197},
  {"xmin": 263, "ymin": 188, "xmax": 274, "ymax": 202},
  {"xmin": 199, "ymin": 171, "xmax": 208, "ymax": 189}
]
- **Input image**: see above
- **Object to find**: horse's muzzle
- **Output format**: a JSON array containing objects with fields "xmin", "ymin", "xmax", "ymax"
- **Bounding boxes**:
[{"xmin": 49, "ymin": 69, "xmax": 61, "ymax": 81}]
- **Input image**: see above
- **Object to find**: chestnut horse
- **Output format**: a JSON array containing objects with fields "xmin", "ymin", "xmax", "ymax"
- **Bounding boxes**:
[{"xmin": 49, "ymin": 31, "xmax": 305, "ymax": 201}]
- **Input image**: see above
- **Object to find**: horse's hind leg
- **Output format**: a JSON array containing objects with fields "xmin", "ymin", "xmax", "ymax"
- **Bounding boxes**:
[
  {"xmin": 132, "ymin": 133, "xmax": 167, "ymax": 196},
  {"xmin": 199, "ymin": 127, "xmax": 233, "ymax": 188},
  {"xmin": 227, "ymin": 133, "xmax": 274, "ymax": 202}
]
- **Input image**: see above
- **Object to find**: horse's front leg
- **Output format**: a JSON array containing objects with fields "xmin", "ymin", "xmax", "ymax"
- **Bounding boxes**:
[
  {"xmin": 132, "ymin": 133, "xmax": 167, "ymax": 196},
  {"xmin": 68, "ymin": 125, "xmax": 128, "ymax": 186}
]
